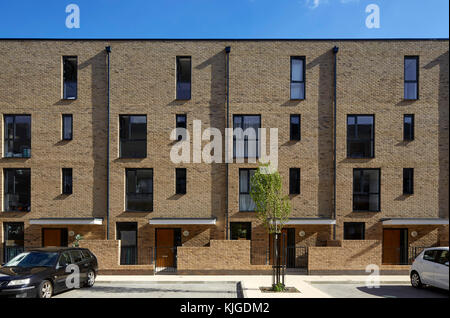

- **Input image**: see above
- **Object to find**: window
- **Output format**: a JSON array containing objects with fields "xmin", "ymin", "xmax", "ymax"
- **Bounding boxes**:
[
  {"xmin": 4, "ymin": 115, "xmax": 31, "ymax": 158},
  {"xmin": 116, "ymin": 222, "xmax": 137, "ymax": 265},
  {"xmin": 62, "ymin": 168, "xmax": 73, "ymax": 195},
  {"xmin": 347, "ymin": 115, "xmax": 374, "ymax": 158},
  {"xmin": 403, "ymin": 114, "xmax": 414, "ymax": 141},
  {"xmin": 233, "ymin": 115, "xmax": 260, "ymax": 158},
  {"xmin": 69, "ymin": 250, "xmax": 83, "ymax": 263},
  {"xmin": 119, "ymin": 115, "xmax": 147, "ymax": 158},
  {"xmin": 344, "ymin": 222, "xmax": 365, "ymax": 240},
  {"xmin": 176, "ymin": 114, "xmax": 187, "ymax": 141},
  {"xmin": 126, "ymin": 169, "xmax": 153, "ymax": 212},
  {"xmin": 63, "ymin": 56, "xmax": 77, "ymax": 99},
  {"xmin": 176, "ymin": 168, "xmax": 187, "ymax": 195},
  {"xmin": 403, "ymin": 168, "xmax": 414, "ymax": 195},
  {"xmin": 3, "ymin": 222, "xmax": 24, "ymax": 263},
  {"xmin": 239, "ymin": 169, "xmax": 257, "ymax": 212},
  {"xmin": 3, "ymin": 168, "xmax": 31, "ymax": 212},
  {"xmin": 62, "ymin": 114, "xmax": 73, "ymax": 140},
  {"xmin": 176, "ymin": 56, "xmax": 191, "ymax": 100},
  {"xmin": 289, "ymin": 168, "xmax": 300, "ymax": 195},
  {"xmin": 290, "ymin": 115, "xmax": 301, "ymax": 141},
  {"xmin": 353, "ymin": 169, "xmax": 380, "ymax": 212},
  {"xmin": 230, "ymin": 222, "xmax": 252, "ymax": 240},
  {"xmin": 423, "ymin": 250, "xmax": 438, "ymax": 262},
  {"xmin": 404, "ymin": 56, "xmax": 418, "ymax": 100},
  {"xmin": 58, "ymin": 252, "xmax": 72, "ymax": 267},
  {"xmin": 436, "ymin": 250, "xmax": 449, "ymax": 265},
  {"xmin": 290, "ymin": 57, "xmax": 305, "ymax": 99}
]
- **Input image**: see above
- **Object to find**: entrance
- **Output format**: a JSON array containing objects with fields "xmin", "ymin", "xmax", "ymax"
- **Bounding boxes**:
[
  {"xmin": 269, "ymin": 228, "xmax": 296, "ymax": 268},
  {"xmin": 382, "ymin": 229, "xmax": 408, "ymax": 265},
  {"xmin": 117, "ymin": 222, "xmax": 138, "ymax": 265},
  {"xmin": 155, "ymin": 228, "xmax": 181, "ymax": 269},
  {"xmin": 42, "ymin": 228, "xmax": 68, "ymax": 247}
]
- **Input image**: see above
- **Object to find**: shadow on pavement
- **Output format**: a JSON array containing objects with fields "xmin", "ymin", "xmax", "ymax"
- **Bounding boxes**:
[{"xmin": 356, "ymin": 285, "xmax": 449, "ymax": 298}]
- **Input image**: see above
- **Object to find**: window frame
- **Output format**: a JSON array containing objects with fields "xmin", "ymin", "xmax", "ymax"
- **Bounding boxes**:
[
  {"xmin": 119, "ymin": 115, "xmax": 147, "ymax": 158},
  {"xmin": 62, "ymin": 114, "xmax": 73, "ymax": 141},
  {"xmin": 403, "ymin": 114, "xmax": 415, "ymax": 141},
  {"xmin": 290, "ymin": 56, "xmax": 306, "ymax": 100},
  {"xmin": 233, "ymin": 114, "xmax": 261, "ymax": 159},
  {"xmin": 343, "ymin": 222, "xmax": 365, "ymax": 240},
  {"xmin": 347, "ymin": 114, "xmax": 375, "ymax": 159},
  {"xmin": 62, "ymin": 56, "xmax": 78, "ymax": 100},
  {"xmin": 403, "ymin": 168, "xmax": 414, "ymax": 195},
  {"xmin": 3, "ymin": 114, "xmax": 32, "ymax": 158},
  {"xmin": 352, "ymin": 168, "xmax": 381, "ymax": 212},
  {"xmin": 239, "ymin": 168, "xmax": 257, "ymax": 212},
  {"xmin": 289, "ymin": 168, "xmax": 301, "ymax": 195},
  {"xmin": 290, "ymin": 114, "xmax": 301, "ymax": 141},
  {"xmin": 404, "ymin": 56, "xmax": 419, "ymax": 100},
  {"xmin": 62, "ymin": 168, "xmax": 73, "ymax": 195},
  {"xmin": 125, "ymin": 168, "xmax": 154, "ymax": 212},
  {"xmin": 176, "ymin": 56, "xmax": 192, "ymax": 100},
  {"xmin": 175, "ymin": 168, "xmax": 187, "ymax": 195}
]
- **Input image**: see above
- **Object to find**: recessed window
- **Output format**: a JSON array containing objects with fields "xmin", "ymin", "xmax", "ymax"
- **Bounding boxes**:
[
  {"xmin": 176, "ymin": 56, "xmax": 191, "ymax": 100},
  {"xmin": 403, "ymin": 114, "xmax": 414, "ymax": 141},
  {"xmin": 4, "ymin": 115, "xmax": 31, "ymax": 158},
  {"xmin": 404, "ymin": 56, "xmax": 419, "ymax": 100},
  {"xmin": 347, "ymin": 115, "xmax": 374, "ymax": 158},
  {"xmin": 290, "ymin": 57, "xmax": 305, "ymax": 100},
  {"xmin": 344, "ymin": 222, "xmax": 365, "ymax": 240},
  {"xmin": 176, "ymin": 114, "xmax": 187, "ymax": 141},
  {"xmin": 239, "ymin": 169, "xmax": 257, "ymax": 212},
  {"xmin": 175, "ymin": 168, "xmax": 187, "ymax": 195},
  {"xmin": 290, "ymin": 115, "xmax": 301, "ymax": 141},
  {"xmin": 353, "ymin": 169, "xmax": 380, "ymax": 212},
  {"xmin": 403, "ymin": 168, "xmax": 414, "ymax": 195},
  {"xmin": 126, "ymin": 169, "xmax": 153, "ymax": 212},
  {"xmin": 4, "ymin": 168, "xmax": 31, "ymax": 212},
  {"xmin": 63, "ymin": 56, "xmax": 77, "ymax": 99},
  {"xmin": 62, "ymin": 114, "xmax": 73, "ymax": 140},
  {"xmin": 230, "ymin": 222, "xmax": 252, "ymax": 240},
  {"xmin": 233, "ymin": 115, "xmax": 261, "ymax": 158},
  {"xmin": 62, "ymin": 168, "xmax": 73, "ymax": 195},
  {"xmin": 119, "ymin": 115, "xmax": 147, "ymax": 158},
  {"xmin": 289, "ymin": 168, "xmax": 301, "ymax": 195}
]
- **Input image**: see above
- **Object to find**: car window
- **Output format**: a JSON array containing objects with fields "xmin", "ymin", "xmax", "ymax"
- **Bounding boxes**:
[
  {"xmin": 436, "ymin": 250, "xmax": 449, "ymax": 265},
  {"xmin": 69, "ymin": 250, "xmax": 83, "ymax": 263},
  {"xmin": 423, "ymin": 250, "xmax": 438, "ymax": 262},
  {"xmin": 58, "ymin": 252, "xmax": 72, "ymax": 267},
  {"xmin": 81, "ymin": 250, "xmax": 91, "ymax": 260}
]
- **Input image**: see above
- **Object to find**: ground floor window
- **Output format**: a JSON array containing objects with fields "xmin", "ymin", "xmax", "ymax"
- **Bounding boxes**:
[
  {"xmin": 3, "ymin": 222, "xmax": 24, "ymax": 263},
  {"xmin": 343, "ymin": 222, "xmax": 365, "ymax": 240},
  {"xmin": 116, "ymin": 222, "xmax": 138, "ymax": 265},
  {"xmin": 230, "ymin": 222, "xmax": 252, "ymax": 240}
]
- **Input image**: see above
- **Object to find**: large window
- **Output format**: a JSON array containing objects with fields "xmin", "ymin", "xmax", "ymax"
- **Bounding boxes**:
[
  {"xmin": 63, "ymin": 56, "xmax": 77, "ymax": 99},
  {"xmin": 290, "ymin": 114, "xmax": 301, "ymax": 141},
  {"xmin": 4, "ymin": 115, "xmax": 31, "ymax": 158},
  {"xmin": 347, "ymin": 115, "xmax": 374, "ymax": 158},
  {"xmin": 176, "ymin": 56, "xmax": 191, "ymax": 100},
  {"xmin": 4, "ymin": 168, "xmax": 31, "ymax": 212},
  {"xmin": 62, "ymin": 114, "xmax": 73, "ymax": 140},
  {"xmin": 175, "ymin": 168, "xmax": 187, "ymax": 195},
  {"xmin": 403, "ymin": 168, "xmax": 414, "ymax": 195},
  {"xmin": 403, "ymin": 114, "xmax": 414, "ymax": 141},
  {"xmin": 62, "ymin": 168, "xmax": 73, "ymax": 195},
  {"xmin": 290, "ymin": 57, "xmax": 305, "ymax": 100},
  {"xmin": 233, "ymin": 115, "xmax": 260, "ymax": 158},
  {"xmin": 239, "ymin": 169, "xmax": 257, "ymax": 212},
  {"xmin": 289, "ymin": 168, "xmax": 301, "ymax": 195},
  {"xmin": 344, "ymin": 222, "xmax": 365, "ymax": 240},
  {"xmin": 230, "ymin": 222, "xmax": 252, "ymax": 240},
  {"xmin": 119, "ymin": 115, "xmax": 147, "ymax": 158},
  {"xmin": 126, "ymin": 169, "xmax": 153, "ymax": 212},
  {"xmin": 353, "ymin": 169, "xmax": 380, "ymax": 212},
  {"xmin": 404, "ymin": 56, "xmax": 418, "ymax": 100}
]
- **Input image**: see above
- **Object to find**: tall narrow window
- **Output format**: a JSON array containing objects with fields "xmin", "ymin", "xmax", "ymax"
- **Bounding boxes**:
[
  {"xmin": 404, "ymin": 56, "xmax": 418, "ymax": 100},
  {"xmin": 289, "ymin": 168, "xmax": 301, "ymax": 195},
  {"xmin": 4, "ymin": 168, "xmax": 31, "ymax": 212},
  {"xmin": 239, "ymin": 169, "xmax": 257, "ymax": 211},
  {"xmin": 353, "ymin": 169, "xmax": 380, "ymax": 212},
  {"xmin": 176, "ymin": 56, "xmax": 191, "ymax": 100},
  {"xmin": 62, "ymin": 114, "xmax": 73, "ymax": 140},
  {"xmin": 403, "ymin": 114, "xmax": 414, "ymax": 141},
  {"xmin": 290, "ymin": 114, "xmax": 301, "ymax": 141},
  {"xmin": 126, "ymin": 169, "xmax": 153, "ymax": 212},
  {"xmin": 4, "ymin": 115, "xmax": 31, "ymax": 158},
  {"xmin": 62, "ymin": 168, "xmax": 73, "ymax": 195},
  {"xmin": 116, "ymin": 222, "xmax": 138, "ymax": 265},
  {"xmin": 119, "ymin": 115, "xmax": 147, "ymax": 158},
  {"xmin": 233, "ymin": 115, "xmax": 261, "ymax": 158},
  {"xmin": 290, "ymin": 57, "xmax": 305, "ymax": 100},
  {"xmin": 63, "ymin": 56, "xmax": 77, "ymax": 99},
  {"xmin": 347, "ymin": 115, "xmax": 374, "ymax": 158},
  {"xmin": 175, "ymin": 168, "xmax": 187, "ymax": 194},
  {"xmin": 176, "ymin": 114, "xmax": 187, "ymax": 141},
  {"xmin": 403, "ymin": 168, "xmax": 414, "ymax": 195}
]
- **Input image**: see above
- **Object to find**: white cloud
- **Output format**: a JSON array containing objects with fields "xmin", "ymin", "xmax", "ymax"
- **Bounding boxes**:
[{"xmin": 305, "ymin": 0, "xmax": 359, "ymax": 9}]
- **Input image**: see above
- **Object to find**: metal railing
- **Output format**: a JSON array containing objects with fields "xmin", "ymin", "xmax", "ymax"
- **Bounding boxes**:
[
  {"xmin": 382, "ymin": 246, "xmax": 434, "ymax": 265},
  {"xmin": 3, "ymin": 246, "xmax": 25, "ymax": 263},
  {"xmin": 250, "ymin": 245, "xmax": 308, "ymax": 269}
]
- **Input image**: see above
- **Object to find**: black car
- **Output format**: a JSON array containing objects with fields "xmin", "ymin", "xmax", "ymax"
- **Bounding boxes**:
[{"xmin": 0, "ymin": 247, "xmax": 98, "ymax": 298}]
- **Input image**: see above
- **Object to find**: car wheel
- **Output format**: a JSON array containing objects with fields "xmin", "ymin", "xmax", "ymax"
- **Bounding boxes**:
[
  {"xmin": 38, "ymin": 280, "xmax": 53, "ymax": 298},
  {"xmin": 85, "ymin": 270, "xmax": 95, "ymax": 288},
  {"xmin": 411, "ymin": 272, "xmax": 423, "ymax": 289}
]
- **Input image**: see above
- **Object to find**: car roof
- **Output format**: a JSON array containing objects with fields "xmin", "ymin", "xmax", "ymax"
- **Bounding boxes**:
[{"xmin": 28, "ymin": 247, "xmax": 86, "ymax": 253}]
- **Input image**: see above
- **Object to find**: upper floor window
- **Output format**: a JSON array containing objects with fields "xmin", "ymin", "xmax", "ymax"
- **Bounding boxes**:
[
  {"xmin": 403, "ymin": 168, "xmax": 414, "ymax": 195},
  {"xmin": 239, "ymin": 168, "xmax": 256, "ymax": 212},
  {"xmin": 403, "ymin": 114, "xmax": 414, "ymax": 141},
  {"xmin": 119, "ymin": 115, "xmax": 147, "ymax": 158},
  {"xmin": 62, "ymin": 114, "xmax": 73, "ymax": 140},
  {"xmin": 404, "ymin": 56, "xmax": 418, "ymax": 100},
  {"xmin": 62, "ymin": 168, "xmax": 73, "ymax": 195},
  {"xmin": 176, "ymin": 56, "xmax": 191, "ymax": 100},
  {"xmin": 233, "ymin": 115, "xmax": 260, "ymax": 159},
  {"xmin": 290, "ymin": 114, "xmax": 301, "ymax": 141},
  {"xmin": 347, "ymin": 115, "xmax": 374, "ymax": 158},
  {"xmin": 63, "ymin": 56, "xmax": 77, "ymax": 99},
  {"xmin": 126, "ymin": 168, "xmax": 153, "ymax": 212},
  {"xmin": 4, "ymin": 168, "xmax": 31, "ymax": 212},
  {"xmin": 353, "ymin": 168, "xmax": 380, "ymax": 212},
  {"xmin": 176, "ymin": 114, "xmax": 187, "ymax": 141},
  {"xmin": 175, "ymin": 168, "xmax": 187, "ymax": 195},
  {"xmin": 4, "ymin": 115, "xmax": 31, "ymax": 158},
  {"xmin": 290, "ymin": 57, "xmax": 305, "ymax": 100},
  {"xmin": 344, "ymin": 222, "xmax": 365, "ymax": 240},
  {"xmin": 289, "ymin": 168, "xmax": 301, "ymax": 195}
]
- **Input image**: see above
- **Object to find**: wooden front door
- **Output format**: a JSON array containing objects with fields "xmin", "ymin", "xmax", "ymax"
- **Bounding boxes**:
[
  {"xmin": 383, "ymin": 229, "xmax": 408, "ymax": 265},
  {"xmin": 42, "ymin": 229, "xmax": 67, "ymax": 247},
  {"xmin": 156, "ymin": 229, "xmax": 175, "ymax": 268}
]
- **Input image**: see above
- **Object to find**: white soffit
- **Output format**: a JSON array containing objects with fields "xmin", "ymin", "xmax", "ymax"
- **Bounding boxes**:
[
  {"xmin": 382, "ymin": 218, "xmax": 449, "ymax": 225},
  {"xmin": 29, "ymin": 218, "xmax": 103, "ymax": 225},
  {"xmin": 149, "ymin": 218, "xmax": 217, "ymax": 225}
]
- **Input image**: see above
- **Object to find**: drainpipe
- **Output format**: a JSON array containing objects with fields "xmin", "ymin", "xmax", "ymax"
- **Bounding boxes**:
[
  {"xmin": 225, "ymin": 46, "xmax": 231, "ymax": 240},
  {"xmin": 105, "ymin": 46, "xmax": 111, "ymax": 240},
  {"xmin": 332, "ymin": 45, "xmax": 339, "ymax": 241}
]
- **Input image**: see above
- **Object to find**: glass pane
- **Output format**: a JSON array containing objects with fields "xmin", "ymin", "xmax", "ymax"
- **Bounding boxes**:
[
  {"xmin": 177, "ymin": 57, "xmax": 191, "ymax": 99},
  {"xmin": 404, "ymin": 82, "xmax": 418, "ymax": 99},
  {"xmin": 239, "ymin": 194, "xmax": 256, "ymax": 211},
  {"xmin": 290, "ymin": 83, "xmax": 305, "ymax": 99},
  {"xmin": 404, "ymin": 58, "xmax": 417, "ymax": 81},
  {"xmin": 120, "ymin": 140, "xmax": 146, "ymax": 158},
  {"xmin": 130, "ymin": 116, "xmax": 146, "ymax": 140},
  {"xmin": 239, "ymin": 170, "xmax": 249, "ymax": 193},
  {"xmin": 63, "ymin": 116, "xmax": 72, "ymax": 139},
  {"xmin": 63, "ymin": 57, "xmax": 77, "ymax": 99},
  {"xmin": 136, "ymin": 169, "xmax": 153, "ymax": 193},
  {"xmin": 291, "ymin": 58, "xmax": 304, "ymax": 81}
]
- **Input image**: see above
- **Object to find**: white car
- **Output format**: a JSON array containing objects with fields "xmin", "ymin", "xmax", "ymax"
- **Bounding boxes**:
[{"xmin": 410, "ymin": 247, "xmax": 449, "ymax": 290}]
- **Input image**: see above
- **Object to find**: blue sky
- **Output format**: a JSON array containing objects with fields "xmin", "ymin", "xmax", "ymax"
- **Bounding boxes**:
[{"xmin": 0, "ymin": 0, "xmax": 448, "ymax": 38}]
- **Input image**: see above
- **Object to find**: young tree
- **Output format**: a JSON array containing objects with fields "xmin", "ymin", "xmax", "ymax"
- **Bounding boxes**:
[{"xmin": 250, "ymin": 164, "xmax": 291, "ymax": 290}]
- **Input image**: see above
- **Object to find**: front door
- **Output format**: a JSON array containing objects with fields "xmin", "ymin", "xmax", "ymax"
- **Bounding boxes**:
[
  {"xmin": 42, "ymin": 228, "xmax": 68, "ymax": 247},
  {"xmin": 156, "ymin": 229, "xmax": 181, "ymax": 268},
  {"xmin": 382, "ymin": 229, "xmax": 408, "ymax": 265}
]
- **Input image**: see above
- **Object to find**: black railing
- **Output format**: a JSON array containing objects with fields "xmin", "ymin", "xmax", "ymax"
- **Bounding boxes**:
[
  {"xmin": 250, "ymin": 245, "xmax": 308, "ymax": 269},
  {"xmin": 4, "ymin": 246, "xmax": 25, "ymax": 263},
  {"xmin": 383, "ymin": 246, "xmax": 434, "ymax": 265}
]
